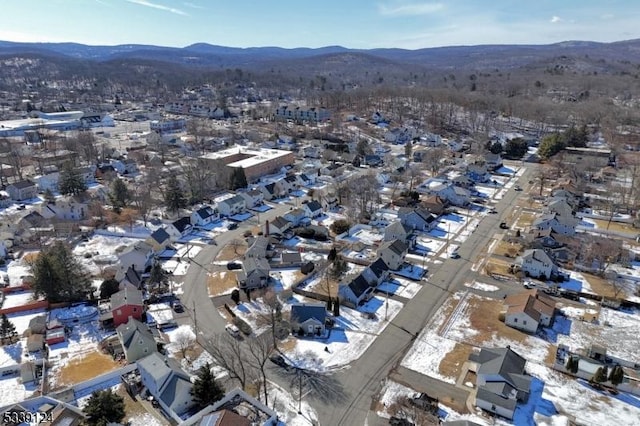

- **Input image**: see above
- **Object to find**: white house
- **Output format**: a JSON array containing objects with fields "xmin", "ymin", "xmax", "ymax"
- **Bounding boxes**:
[
  {"xmin": 515, "ymin": 249, "xmax": 558, "ymax": 279},
  {"xmin": 376, "ymin": 239, "xmax": 408, "ymax": 270},
  {"xmin": 532, "ymin": 213, "xmax": 577, "ymax": 236},
  {"xmin": 116, "ymin": 242, "xmax": 154, "ymax": 279},
  {"xmin": 191, "ymin": 205, "xmax": 218, "ymax": 227},
  {"xmin": 503, "ymin": 290, "xmax": 556, "ymax": 333},
  {"xmin": 302, "ymin": 200, "xmax": 323, "ymax": 218},
  {"xmin": 283, "ymin": 208, "xmax": 308, "ymax": 227},
  {"xmin": 166, "ymin": 217, "xmax": 192, "ymax": 241},
  {"xmin": 290, "ymin": 303, "xmax": 327, "ymax": 337},
  {"xmin": 265, "ymin": 216, "xmax": 292, "ymax": 236},
  {"xmin": 217, "ymin": 194, "xmax": 246, "ymax": 217},
  {"xmin": 419, "ymin": 179, "xmax": 470, "ymax": 206},
  {"xmin": 35, "ymin": 172, "xmax": 60, "ymax": 193},
  {"xmin": 239, "ymin": 190, "xmax": 264, "ymax": 208}
]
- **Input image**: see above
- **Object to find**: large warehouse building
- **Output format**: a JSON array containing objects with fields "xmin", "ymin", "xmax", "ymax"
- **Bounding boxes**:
[{"xmin": 201, "ymin": 147, "xmax": 295, "ymax": 183}]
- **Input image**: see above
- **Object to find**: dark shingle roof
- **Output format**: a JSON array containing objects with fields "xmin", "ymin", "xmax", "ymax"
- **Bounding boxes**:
[
  {"xmin": 110, "ymin": 286, "xmax": 144, "ymax": 310},
  {"xmin": 10, "ymin": 180, "xmax": 35, "ymax": 190},
  {"xmin": 290, "ymin": 303, "xmax": 326, "ymax": 324},
  {"xmin": 305, "ymin": 200, "xmax": 322, "ymax": 212},
  {"xmin": 150, "ymin": 227, "xmax": 170, "ymax": 244},
  {"xmin": 348, "ymin": 274, "xmax": 372, "ymax": 298},
  {"xmin": 369, "ymin": 258, "xmax": 389, "ymax": 278},
  {"xmin": 172, "ymin": 216, "xmax": 191, "ymax": 233}
]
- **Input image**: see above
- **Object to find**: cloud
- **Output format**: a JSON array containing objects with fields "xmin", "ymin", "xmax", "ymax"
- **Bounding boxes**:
[
  {"xmin": 550, "ymin": 16, "xmax": 562, "ymax": 23},
  {"xmin": 379, "ymin": 2, "xmax": 444, "ymax": 17},
  {"xmin": 183, "ymin": 1, "xmax": 204, "ymax": 9},
  {"xmin": 126, "ymin": 0, "xmax": 188, "ymax": 16}
]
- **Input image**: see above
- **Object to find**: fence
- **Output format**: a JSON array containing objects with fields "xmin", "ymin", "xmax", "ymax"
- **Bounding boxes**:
[{"xmin": 0, "ymin": 300, "xmax": 48, "ymax": 315}]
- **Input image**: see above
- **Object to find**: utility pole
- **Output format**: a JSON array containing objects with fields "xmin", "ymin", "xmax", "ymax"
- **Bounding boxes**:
[{"xmin": 192, "ymin": 301, "xmax": 198, "ymax": 335}]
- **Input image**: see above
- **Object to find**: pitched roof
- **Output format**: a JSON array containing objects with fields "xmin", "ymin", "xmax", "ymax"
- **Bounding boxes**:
[
  {"xmin": 195, "ymin": 206, "xmax": 216, "ymax": 219},
  {"xmin": 123, "ymin": 266, "xmax": 142, "ymax": 287},
  {"xmin": 290, "ymin": 303, "xmax": 326, "ymax": 324},
  {"xmin": 9, "ymin": 179, "xmax": 35, "ymax": 190},
  {"xmin": 221, "ymin": 194, "xmax": 245, "ymax": 205},
  {"xmin": 348, "ymin": 274, "xmax": 372, "ymax": 298},
  {"xmin": 380, "ymin": 239, "xmax": 408, "ymax": 256},
  {"xmin": 305, "ymin": 200, "xmax": 322, "ymax": 212},
  {"xmin": 200, "ymin": 409, "xmax": 251, "ymax": 426},
  {"xmin": 282, "ymin": 252, "xmax": 302, "ymax": 263},
  {"xmin": 150, "ymin": 227, "xmax": 171, "ymax": 244},
  {"xmin": 171, "ymin": 216, "xmax": 192, "ymax": 233},
  {"xmin": 475, "ymin": 387, "xmax": 518, "ymax": 412},
  {"xmin": 116, "ymin": 317, "xmax": 154, "ymax": 350},
  {"xmin": 476, "ymin": 347, "xmax": 531, "ymax": 394},
  {"xmin": 270, "ymin": 216, "xmax": 291, "ymax": 230},
  {"xmin": 368, "ymin": 258, "xmax": 389, "ymax": 278},
  {"xmin": 110, "ymin": 285, "xmax": 144, "ymax": 310}
]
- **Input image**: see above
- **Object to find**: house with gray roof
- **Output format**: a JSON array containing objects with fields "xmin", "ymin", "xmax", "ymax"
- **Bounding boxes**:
[
  {"xmin": 283, "ymin": 208, "xmax": 308, "ymax": 227},
  {"xmin": 302, "ymin": 200, "xmax": 323, "ymax": 218},
  {"xmin": 515, "ymin": 249, "xmax": 558, "ymax": 279},
  {"xmin": 116, "ymin": 241, "xmax": 154, "ymax": 279},
  {"xmin": 398, "ymin": 207, "xmax": 437, "ymax": 232},
  {"xmin": 361, "ymin": 257, "xmax": 390, "ymax": 286},
  {"xmin": 265, "ymin": 216, "xmax": 292, "ymax": 236},
  {"xmin": 376, "ymin": 239, "xmax": 408, "ymax": 270},
  {"xmin": 237, "ymin": 257, "xmax": 270, "ymax": 289},
  {"xmin": 146, "ymin": 227, "xmax": 172, "ymax": 252},
  {"xmin": 137, "ymin": 352, "xmax": 194, "ymax": 421},
  {"xmin": 469, "ymin": 346, "xmax": 531, "ymax": 420},
  {"xmin": 117, "ymin": 317, "xmax": 157, "ymax": 363},
  {"xmin": 217, "ymin": 194, "xmax": 246, "ymax": 217},
  {"xmin": 191, "ymin": 205, "xmax": 219, "ymax": 227},
  {"xmin": 290, "ymin": 303, "xmax": 327, "ymax": 337},
  {"xmin": 239, "ymin": 189, "xmax": 264, "ymax": 208},
  {"xmin": 6, "ymin": 179, "xmax": 37, "ymax": 201},
  {"xmin": 338, "ymin": 274, "xmax": 374, "ymax": 306}
]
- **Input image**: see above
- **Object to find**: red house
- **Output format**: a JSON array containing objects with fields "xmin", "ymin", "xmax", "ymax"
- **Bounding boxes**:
[{"xmin": 110, "ymin": 285, "xmax": 144, "ymax": 327}]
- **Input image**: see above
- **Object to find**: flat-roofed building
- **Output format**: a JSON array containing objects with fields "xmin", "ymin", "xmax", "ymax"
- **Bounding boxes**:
[{"xmin": 201, "ymin": 147, "xmax": 295, "ymax": 183}]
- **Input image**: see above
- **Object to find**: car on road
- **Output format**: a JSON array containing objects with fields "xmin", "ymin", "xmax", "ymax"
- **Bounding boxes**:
[
  {"xmin": 227, "ymin": 222, "xmax": 239, "ymax": 230},
  {"xmin": 227, "ymin": 262, "xmax": 242, "ymax": 270},
  {"xmin": 488, "ymin": 208, "xmax": 497, "ymax": 214},
  {"xmin": 499, "ymin": 222, "xmax": 509, "ymax": 229},
  {"xmin": 523, "ymin": 280, "xmax": 535, "ymax": 289},
  {"xmin": 225, "ymin": 323, "xmax": 241, "ymax": 338},
  {"xmin": 514, "ymin": 185, "xmax": 522, "ymax": 191},
  {"xmin": 449, "ymin": 251, "xmax": 460, "ymax": 259},
  {"xmin": 269, "ymin": 354, "xmax": 291, "ymax": 370},
  {"xmin": 172, "ymin": 301, "xmax": 185, "ymax": 313}
]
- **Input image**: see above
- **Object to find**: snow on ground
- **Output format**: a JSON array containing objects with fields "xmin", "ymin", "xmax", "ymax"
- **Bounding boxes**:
[
  {"xmin": 376, "ymin": 379, "xmax": 419, "ymax": 418},
  {"xmin": 0, "ymin": 375, "xmax": 38, "ymax": 407},
  {"xmin": 4, "ymin": 259, "xmax": 33, "ymax": 287},
  {"xmin": 559, "ymin": 270, "xmax": 593, "ymax": 293},
  {"xmin": 73, "ymin": 235, "xmax": 143, "ymax": 275},
  {"xmin": 163, "ymin": 324, "xmax": 196, "ymax": 355},
  {"xmin": 378, "ymin": 277, "xmax": 422, "ymax": 299},
  {"xmin": 0, "ymin": 340, "xmax": 22, "ymax": 368},
  {"xmin": 556, "ymin": 306, "xmax": 640, "ymax": 363},
  {"xmin": 474, "ymin": 184, "xmax": 500, "ymax": 199},
  {"xmin": 342, "ymin": 248, "xmax": 377, "ymax": 262},
  {"xmin": 271, "ymin": 268, "xmax": 302, "ymax": 290},
  {"xmin": 161, "ymin": 258, "xmax": 190, "ymax": 276},
  {"xmin": 413, "ymin": 236, "xmax": 446, "ymax": 257},
  {"xmin": 436, "ymin": 213, "xmax": 467, "ymax": 236},
  {"xmin": 6, "ymin": 308, "xmax": 46, "ymax": 335},
  {"xmin": 127, "ymin": 412, "xmax": 164, "ymax": 426},
  {"xmin": 269, "ymin": 381, "xmax": 318, "ymax": 426},
  {"xmin": 464, "ymin": 281, "xmax": 500, "ymax": 292},
  {"xmin": 526, "ymin": 362, "xmax": 640, "ymax": 426},
  {"xmin": 283, "ymin": 296, "xmax": 404, "ymax": 370},
  {"xmin": 2, "ymin": 290, "xmax": 35, "ymax": 308}
]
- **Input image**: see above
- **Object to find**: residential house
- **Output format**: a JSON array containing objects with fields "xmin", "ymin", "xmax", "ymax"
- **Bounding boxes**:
[
  {"xmin": 6, "ymin": 180, "xmax": 37, "ymax": 201},
  {"xmin": 167, "ymin": 217, "xmax": 192, "ymax": 241},
  {"xmin": 420, "ymin": 180, "xmax": 470, "ymax": 206},
  {"xmin": 361, "ymin": 257, "xmax": 390, "ymax": 286},
  {"xmin": 452, "ymin": 174, "xmax": 474, "ymax": 188},
  {"xmin": 40, "ymin": 194, "xmax": 89, "ymax": 220},
  {"xmin": 146, "ymin": 227, "xmax": 172, "ymax": 252},
  {"xmin": 421, "ymin": 195, "xmax": 449, "ymax": 216},
  {"xmin": 244, "ymin": 235, "xmax": 272, "ymax": 259},
  {"xmin": 383, "ymin": 221, "xmax": 412, "ymax": 246},
  {"xmin": 217, "ymin": 195, "xmax": 246, "ymax": 217},
  {"xmin": 364, "ymin": 154, "xmax": 383, "ymax": 167},
  {"xmin": 302, "ymin": 145, "xmax": 322, "ymax": 159},
  {"xmin": 546, "ymin": 198, "xmax": 574, "ymax": 219},
  {"xmin": 466, "ymin": 162, "xmax": 491, "ymax": 183},
  {"xmin": 283, "ymin": 175, "xmax": 300, "ymax": 192},
  {"xmin": 284, "ymin": 208, "xmax": 308, "ymax": 227},
  {"xmin": 192, "ymin": 410, "xmax": 251, "ymax": 426},
  {"xmin": 502, "ymin": 290, "xmax": 557, "ymax": 333},
  {"xmin": 110, "ymin": 285, "xmax": 144, "ymax": 327},
  {"xmin": 237, "ymin": 257, "xmax": 270, "ymax": 289},
  {"xmin": 469, "ymin": 346, "xmax": 531, "ymax": 420},
  {"xmin": 297, "ymin": 173, "xmax": 316, "ymax": 187},
  {"xmin": 116, "ymin": 241, "xmax": 154, "ymax": 278},
  {"xmin": 338, "ymin": 274, "xmax": 374, "ymax": 306},
  {"xmin": 137, "ymin": 352, "xmax": 194, "ymax": 421},
  {"xmin": 179, "ymin": 388, "xmax": 278, "ymax": 426},
  {"xmin": 191, "ymin": 205, "xmax": 219, "ymax": 228},
  {"xmin": 484, "ymin": 152, "xmax": 503, "ymax": 170},
  {"xmin": 532, "ymin": 213, "xmax": 577, "ymax": 236},
  {"xmin": 515, "ymin": 249, "xmax": 558, "ymax": 280},
  {"xmin": 120, "ymin": 266, "xmax": 143, "ymax": 289},
  {"xmin": 290, "ymin": 303, "xmax": 327, "ymax": 336},
  {"xmin": 239, "ymin": 189, "xmax": 264, "ymax": 208},
  {"xmin": 111, "ymin": 158, "xmax": 138, "ymax": 175},
  {"xmin": 398, "ymin": 207, "xmax": 437, "ymax": 232},
  {"xmin": 35, "ymin": 172, "xmax": 60, "ymax": 193},
  {"xmin": 257, "ymin": 182, "xmax": 278, "ymax": 201},
  {"xmin": 281, "ymin": 251, "xmax": 302, "ymax": 266},
  {"xmin": 116, "ymin": 317, "xmax": 157, "ymax": 363},
  {"xmin": 265, "ymin": 216, "xmax": 292, "ymax": 237},
  {"xmin": 377, "ymin": 239, "xmax": 408, "ymax": 270},
  {"xmin": 75, "ymin": 165, "xmax": 97, "ymax": 185},
  {"xmin": 302, "ymin": 200, "xmax": 323, "ymax": 218}
]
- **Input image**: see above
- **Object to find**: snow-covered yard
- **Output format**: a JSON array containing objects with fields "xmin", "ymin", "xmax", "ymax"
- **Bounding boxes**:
[
  {"xmin": 1, "ymin": 290, "xmax": 35, "ymax": 308},
  {"xmin": 73, "ymin": 235, "xmax": 144, "ymax": 275},
  {"xmin": 4, "ymin": 259, "xmax": 33, "ymax": 287},
  {"xmin": 378, "ymin": 277, "xmax": 422, "ymax": 298}
]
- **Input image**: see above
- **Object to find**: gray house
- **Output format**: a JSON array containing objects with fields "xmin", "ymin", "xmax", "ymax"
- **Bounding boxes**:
[
  {"xmin": 116, "ymin": 317, "xmax": 157, "ymax": 363},
  {"xmin": 398, "ymin": 207, "xmax": 437, "ymax": 232},
  {"xmin": 137, "ymin": 352, "xmax": 194, "ymax": 422},
  {"xmin": 290, "ymin": 303, "xmax": 327, "ymax": 336},
  {"xmin": 237, "ymin": 257, "xmax": 270, "ymax": 289},
  {"xmin": 376, "ymin": 239, "xmax": 408, "ymax": 270},
  {"xmin": 339, "ymin": 274, "xmax": 374, "ymax": 306},
  {"xmin": 469, "ymin": 347, "xmax": 531, "ymax": 420},
  {"xmin": 7, "ymin": 180, "xmax": 37, "ymax": 201}
]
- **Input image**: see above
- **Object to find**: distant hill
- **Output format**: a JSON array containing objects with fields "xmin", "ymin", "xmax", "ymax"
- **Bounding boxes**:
[{"xmin": 1, "ymin": 39, "xmax": 639, "ymax": 71}]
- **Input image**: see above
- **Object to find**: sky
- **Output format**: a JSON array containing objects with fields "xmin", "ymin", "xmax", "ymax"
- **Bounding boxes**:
[{"xmin": 1, "ymin": 0, "xmax": 639, "ymax": 50}]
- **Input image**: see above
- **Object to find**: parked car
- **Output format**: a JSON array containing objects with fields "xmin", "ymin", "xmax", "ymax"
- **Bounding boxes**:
[
  {"xmin": 269, "ymin": 354, "xmax": 291, "ymax": 370},
  {"xmin": 227, "ymin": 262, "xmax": 242, "ymax": 270},
  {"xmin": 488, "ymin": 208, "xmax": 497, "ymax": 214},
  {"xmin": 225, "ymin": 323, "xmax": 241, "ymax": 338},
  {"xmin": 449, "ymin": 251, "xmax": 460, "ymax": 259},
  {"xmin": 499, "ymin": 222, "xmax": 508, "ymax": 229},
  {"xmin": 523, "ymin": 280, "xmax": 535, "ymax": 289},
  {"xmin": 172, "ymin": 301, "xmax": 184, "ymax": 313},
  {"xmin": 227, "ymin": 222, "xmax": 239, "ymax": 230},
  {"xmin": 514, "ymin": 185, "xmax": 522, "ymax": 191}
]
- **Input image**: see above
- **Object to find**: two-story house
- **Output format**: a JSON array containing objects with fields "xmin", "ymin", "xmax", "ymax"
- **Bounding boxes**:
[
  {"xmin": 190, "ymin": 205, "xmax": 219, "ymax": 227},
  {"xmin": 515, "ymin": 249, "xmax": 558, "ymax": 279},
  {"xmin": 110, "ymin": 285, "xmax": 144, "ymax": 327},
  {"xmin": 7, "ymin": 180, "xmax": 37, "ymax": 201},
  {"xmin": 217, "ymin": 195, "xmax": 246, "ymax": 217},
  {"xmin": 376, "ymin": 239, "xmax": 408, "ymax": 270},
  {"xmin": 116, "ymin": 317, "xmax": 158, "ymax": 363}
]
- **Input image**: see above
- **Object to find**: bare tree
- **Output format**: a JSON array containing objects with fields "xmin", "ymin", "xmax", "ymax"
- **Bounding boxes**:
[
  {"xmin": 387, "ymin": 395, "xmax": 439, "ymax": 425},
  {"xmin": 0, "ymin": 138, "xmax": 27, "ymax": 181},
  {"xmin": 181, "ymin": 158, "xmax": 217, "ymax": 204},
  {"xmin": 173, "ymin": 328, "xmax": 196, "ymax": 360},
  {"xmin": 245, "ymin": 333, "xmax": 274, "ymax": 403},
  {"xmin": 260, "ymin": 289, "xmax": 283, "ymax": 350},
  {"xmin": 203, "ymin": 333, "xmax": 254, "ymax": 391},
  {"xmin": 604, "ymin": 270, "xmax": 628, "ymax": 299},
  {"xmin": 422, "ymin": 147, "xmax": 446, "ymax": 176},
  {"xmin": 187, "ymin": 118, "xmax": 212, "ymax": 154},
  {"xmin": 229, "ymin": 238, "xmax": 244, "ymax": 255}
]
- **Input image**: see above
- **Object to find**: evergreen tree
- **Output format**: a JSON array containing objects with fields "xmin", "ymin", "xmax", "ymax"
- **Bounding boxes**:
[
  {"xmin": 489, "ymin": 141, "xmax": 503, "ymax": 154},
  {"xmin": 565, "ymin": 356, "xmax": 579, "ymax": 374},
  {"xmin": 190, "ymin": 362, "xmax": 225, "ymax": 410},
  {"xmin": 404, "ymin": 141, "xmax": 413, "ymax": 158},
  {"xmin": 229, "ymin": 168, "xmax": 247, "ymax": 190},
  {"xmin": 30, "ymin": 241, "xmax": 91, "ymax": 302},
  {"xmin": 504, "ymin": 138, "xmax": 528, "ymax": 159},
  {"xmin": 538, "ymin": 133, "xmax": 566, "ymax": 159},
  {"xmin": 329, "ymin": 256, "xmax": 348, "ymax": 279},
  {"xmin": 148, "ymin": 260, "xmax": 167, "ymax": 289},
  {"xmin": 593, "ymin": 365, "xmax": 608, "ymax": 383},
  {"xmin": 99, "ymin": 278, "xmax": 121, "ymax": 299},
  {"xmin": 333, "ymin": 298, "xmax": 340, "ymax": 317},
  {"xmin": 83, "ymin": 389, "xmax": 125, "ymax": 426},
  {"xmin": 108, "ymin": 178, "xmax": 131, "ymax": 213},
  {"xmin": 0, "ymin": 314, "xmax": 17, "ymax": 344},
  {"xmin": 326, "ymin": 298, "xmax": 332, "ymax": 311},
  {"xmin": 609, "ymin": 364, "xmax": 625, "ymax": 386},
  {"xmin": 164, "ymin": 175, "xmax": 187, "ymax": 213},
  {"xmin": 58, "ymin": 162, "xmax": 87, "ymax": 196},
  {"xmin": 43, "ymin": 188, "xmax": 56, "ymax": 204}
]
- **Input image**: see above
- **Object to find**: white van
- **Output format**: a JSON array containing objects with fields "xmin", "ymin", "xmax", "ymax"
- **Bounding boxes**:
[{"xmin": 225, "ymin": 324, "xmax": 240, "ymax": 337}]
